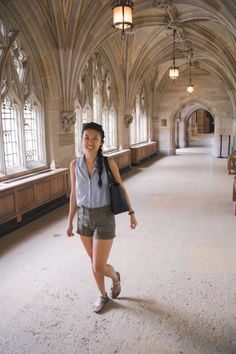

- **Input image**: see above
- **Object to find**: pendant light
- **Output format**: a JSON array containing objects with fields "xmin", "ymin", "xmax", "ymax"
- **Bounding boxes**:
[
  {"xmin": 111, "ymin": 0, "xmax": 134, "ymax": 39},
  {"xmin": 169, "ymin": 29, "xmax": 179, "ymax": 79},
  {"xmin": 186, "ymin": 59, "xmax": 194, "ymax": 94}
]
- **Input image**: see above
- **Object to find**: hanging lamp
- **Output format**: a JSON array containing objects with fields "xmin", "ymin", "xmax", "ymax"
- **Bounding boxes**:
[
  {"xmin": 111, "ymin": 0, "xmax": 134, "ymax": 39},
  {"xmin": 169, "ymin": 29, "xmax": 179, "ymax": 79},
  {"xmin": 186, "ymin": 59, "xmax": 194, "ymax": 94}
]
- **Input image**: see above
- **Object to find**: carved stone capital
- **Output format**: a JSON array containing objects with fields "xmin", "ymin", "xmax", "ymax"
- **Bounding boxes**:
[
  {"xmin": 124, "ymin": 114, "xmax": 133, "ymax": 128},
  {"xmin": 61, "ymin": 111, "xmax": 76, "ymax": 132}
]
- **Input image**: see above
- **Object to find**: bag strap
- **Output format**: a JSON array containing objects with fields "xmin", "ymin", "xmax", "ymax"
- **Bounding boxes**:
[{"xmin": 103, "ymin": 156, "xmax": 116, "ymax": 183}]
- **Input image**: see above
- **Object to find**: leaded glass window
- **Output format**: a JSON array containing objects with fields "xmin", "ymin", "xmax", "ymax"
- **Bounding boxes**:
[
  {"xmin": 1, "ymin": 97, "xmax": 19, "ymax": 167},
  {"xmin": 24, "ymin": 100, "xmax": 39, "ymax": 163},
  {"xmin": 102, "ymin": 108, "xmax": 108, "ymax": 147},
  {"xmin": 130, "ymin": 94, "xmax": 148, "ymax": 144},
  {"xmin": 77, "ymin": 52, "xmax": 118, "ymax": 152},
  {"xmin": 109, "ymin": 109, "xmax": 116, "ymax": 147},
  {"xmin": 0, "ymin": 19, "xmax": 46, "ymax": 179},
  {"xmin": 93, "ymin": 93, "xmax": 100, "ymax": 123}
]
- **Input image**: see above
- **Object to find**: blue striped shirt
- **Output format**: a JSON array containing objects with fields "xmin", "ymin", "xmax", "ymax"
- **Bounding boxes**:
[{"xmin": 75, "ymin": 154, "xmax": 110, "ymax": 208}]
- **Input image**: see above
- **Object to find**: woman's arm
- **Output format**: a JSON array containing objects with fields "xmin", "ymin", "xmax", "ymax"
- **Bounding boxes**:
[
  {"xmin": 67, "ymin": 159, "xmax": 77, "ymax": 237},
  {"xmin": 108, "ymin": 159, "xmax": 137, "ymax": 229}
]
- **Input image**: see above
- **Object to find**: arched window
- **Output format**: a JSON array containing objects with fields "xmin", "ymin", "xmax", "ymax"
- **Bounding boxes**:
[
  {"xmin": 75, "ymin": 103, "xmax": 83, "ymax": 155},
  {"xmin": 130, "ymin": 109, "xmax": 136, "ymax": 144},
  {"xmin": 0, "ymin": 95, "xmax": 45, "ymax": 176},
  {"xmin": 140, "ymin": 111, "xmax": 148, "ymax": 141},
  {"xmin": 108, "ymin": 107, "xmax": 116, "ymax": 148},
  {"xmin": 76, "ymin": 52, "xmax": 118, "ymax": 153},
  {"xmin": 1, "ymin": 96, "xmax": 20, "ymax": 168},
  {"xmin": 24, "ymin": 100, "xmax": 40, "ymax": 165},
  {"xmin": 82, "ymin": 105, "xmax": 92, "ymax": 123},
  {"xmin": 0, "ymin": 20, "xmax": 46, "ymax": 179},
  {"xmin": 102, "ymin": 107, "xmax": 109, "ymax": 148},
  {"xmin": 93, "ymin": 92, "xmax": 100, "ymax": 123},
  {"xmin": 130, "ymin": 92, "xmax": 148, "ymax": 144}
]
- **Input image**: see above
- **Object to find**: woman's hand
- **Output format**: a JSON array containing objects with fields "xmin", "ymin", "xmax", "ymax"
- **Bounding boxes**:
[
  {"xmin": 66, "ymin": 223, "xmax": 74, "ymax": 237},
  {"xmin": 130, "ymin": 214, "xmax": 137, "ymax": 229}
]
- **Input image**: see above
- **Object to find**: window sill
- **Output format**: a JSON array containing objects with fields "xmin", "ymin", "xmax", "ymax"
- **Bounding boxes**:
[
  {"xmin": 0, "ymin": 167, "xmax": 68, "ymax": 190},
  {"xmin": 0, "ymin": 164, "xmax": 49, "ymax": 183}
]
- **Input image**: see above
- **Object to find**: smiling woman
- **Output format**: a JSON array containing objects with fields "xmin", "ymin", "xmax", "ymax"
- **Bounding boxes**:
[{"xmin": 66, "ymin": 122, "xmax": 137, "ymax": 313}]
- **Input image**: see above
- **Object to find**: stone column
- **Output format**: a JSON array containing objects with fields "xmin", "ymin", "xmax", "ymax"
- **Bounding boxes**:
[
  {"xmin": 123, "ymin": 114, "xmax": 133, "ymax": 149},
  {"xmin": 44, "ymin": 98, "xmax": 61, "ymax": 169},
  {"xmin": 178, "ymin": 121, "xmax": 187, "ymax": 148}
]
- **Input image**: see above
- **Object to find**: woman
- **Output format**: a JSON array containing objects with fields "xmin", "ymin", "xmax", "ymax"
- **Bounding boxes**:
[{"xmin": 66, "ymin": 122, "xmax": 137, "ymax": 313}]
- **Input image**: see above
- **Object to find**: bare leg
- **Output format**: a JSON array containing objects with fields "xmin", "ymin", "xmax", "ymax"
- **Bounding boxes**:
[
  {"xmin": 92, "ymin": 239, "xmax": 118, "ymax": 294},
  {"xmin": 80, "ymin": 236, "xmax": 117, "ymax": 295}
]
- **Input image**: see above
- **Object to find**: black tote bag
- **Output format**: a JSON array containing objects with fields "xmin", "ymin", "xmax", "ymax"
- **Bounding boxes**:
[{"xmin": 104, "ymin": 156, "xmax": 129, "ymax": 215}]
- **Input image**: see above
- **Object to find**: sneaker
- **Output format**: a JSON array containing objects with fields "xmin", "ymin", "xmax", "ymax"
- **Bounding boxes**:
[
  {"xmin": 93, "ymin": 293, "xmax": 109, "ymax": 313},
  {"xmin": 110, "ymin": 271, "xmax": 121, "ymax": 299}
]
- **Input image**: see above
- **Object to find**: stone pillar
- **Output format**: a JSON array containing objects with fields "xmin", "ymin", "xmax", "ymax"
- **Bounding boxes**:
[
  {"xmin": 178, "ymin": 121, "xmax": 187, "ymax": 148},
  {"xmin": 151, "ymin": 117, "xmax": 158, "ymax": 142},
  {"xmin": 123, "ymin": 114, "xmax": 133, "ymax": 149},
  {"xmin": 44, "ymin": 98, "xmax": 61, "ymax": 169}
]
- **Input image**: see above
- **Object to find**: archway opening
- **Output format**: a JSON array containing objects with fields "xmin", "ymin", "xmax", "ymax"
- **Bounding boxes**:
[
  {"xmin": 175, "ymin": 108, "xmax": 215, "ymax": 155},
  {"xmin": 187, "ymin": 109, "xmax": 214, "ymax": 148}
]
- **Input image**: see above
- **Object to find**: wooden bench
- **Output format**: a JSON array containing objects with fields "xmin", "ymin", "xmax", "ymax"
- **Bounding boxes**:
[{"xmin": 227, "ymin": 154, "xmax": 236, "ymax": 174}]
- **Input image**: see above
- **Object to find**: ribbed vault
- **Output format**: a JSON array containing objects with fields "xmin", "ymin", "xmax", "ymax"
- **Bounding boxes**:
[{"xmin": 0, "ymin": 0, "xmax": 235, "ymax": 131}]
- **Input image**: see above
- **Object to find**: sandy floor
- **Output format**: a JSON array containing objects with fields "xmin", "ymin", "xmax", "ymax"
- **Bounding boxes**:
[{"xmin": 1, "ymin": 136, "xmax": 236, "ymax": 354}]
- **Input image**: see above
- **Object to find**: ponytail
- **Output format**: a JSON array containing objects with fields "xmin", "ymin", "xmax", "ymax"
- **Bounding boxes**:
[{"xmin": 97, "ymin": 146, "xmax": 104, "ymax": 188}]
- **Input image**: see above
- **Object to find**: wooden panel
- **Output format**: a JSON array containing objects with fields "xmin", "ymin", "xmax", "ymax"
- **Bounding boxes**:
[
  {"xmin": 131, "ymin": 142, "xmax": 157, "ymax": 164},
  {"xmin": 35, "ymin": 179, "xmax": 51, "ymax": 203},
  {"xmin": 51, "ymin": 174, "xmax": 65, "ymax": 195},
  {"xmin": 106, "ymin": 150, "xmax": 131, "ymax": 170},
  {"xmin": 118, "ymin": 156, "xmax": 124, "ymax": 168},
  {"xmin": 0, "ymin": 169, "xmax": 69, "ymax": 224},
  {"xmin": 65, "ymin": 172, "xmax": 70, "ymax": 190},
  {"xmin": 17, "ymin": 186, "xmax": 35, "ymax": 211},
  {"xmin": 123, "ymin": 153, "xmax": 129, "ymax": 166},
  {"xmin": 0, "ymin": 192, "xmax": 16, "ymax": 220}
]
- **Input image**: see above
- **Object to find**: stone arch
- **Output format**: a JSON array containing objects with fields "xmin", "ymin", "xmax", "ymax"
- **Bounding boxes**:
[{"xmin": 172, "ymin": 98, "xmax": 219, "ymax": 156}]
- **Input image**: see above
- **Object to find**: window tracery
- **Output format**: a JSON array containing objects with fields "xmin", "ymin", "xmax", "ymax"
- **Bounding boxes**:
[
  {"xmin": 76, "ymin": 52, "xmax": 117, "ymax": 151},
  {"xmin": 130, "ymin": 87, "xmax": 148, "ymax": 144},
  {"xmin": 0, "ymin": 19, "xmax": 45, "ymax": 179},
  {"xmin": 10, "ymin": 39, "xmax": 27, "ymax": 81}
]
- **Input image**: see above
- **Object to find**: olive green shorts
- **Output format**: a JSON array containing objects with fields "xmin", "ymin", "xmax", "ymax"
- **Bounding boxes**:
[{"xmin": 77, "ymin": 205, "xmax": 116, "ymax": 240}]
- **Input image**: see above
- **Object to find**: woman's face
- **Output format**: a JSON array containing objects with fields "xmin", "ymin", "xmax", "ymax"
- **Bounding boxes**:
[{"xmin": 82, "ymin": 128, "xmax": 102, "ymax": 154}]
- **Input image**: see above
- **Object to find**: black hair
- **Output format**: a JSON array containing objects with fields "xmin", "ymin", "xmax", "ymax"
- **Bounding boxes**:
[{"xmin": 81, "ymin": 122, "xmax": 105, "ymax": 188}]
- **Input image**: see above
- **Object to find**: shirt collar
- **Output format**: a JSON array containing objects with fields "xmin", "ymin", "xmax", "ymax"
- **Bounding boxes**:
[{"xmin": 80, "ymin": 154, "xmax": 99, "ymax": 169}]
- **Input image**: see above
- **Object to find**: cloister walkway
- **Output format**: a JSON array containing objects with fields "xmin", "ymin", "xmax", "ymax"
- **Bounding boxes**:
[{"xmin": 0, "ymin": 145, "xmax": 235, "ymax": 354}]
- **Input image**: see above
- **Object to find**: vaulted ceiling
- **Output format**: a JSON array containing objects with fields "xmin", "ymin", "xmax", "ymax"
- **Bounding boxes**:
[{"xmin": 0, "ymin": 0, "xmax": 235, "ymax": 109}]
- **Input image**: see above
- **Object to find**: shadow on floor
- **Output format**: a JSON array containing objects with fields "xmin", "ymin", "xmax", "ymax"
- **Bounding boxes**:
[
  {"xmin": 0, "ymin": 203, "xmax": 68, "ymax": 256},
  {"xmin": 102, "ymin": 296, "xmax": 235, "ymax": 353}
]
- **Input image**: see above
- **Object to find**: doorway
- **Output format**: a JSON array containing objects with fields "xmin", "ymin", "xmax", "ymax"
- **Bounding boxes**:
[
  {"xmin": 176, "ymin": 109, "xmax": 215, "ymax": 155},
  {"xmin": 187, "ymin": 109, "xmax": 214, "ymax": 148}
]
